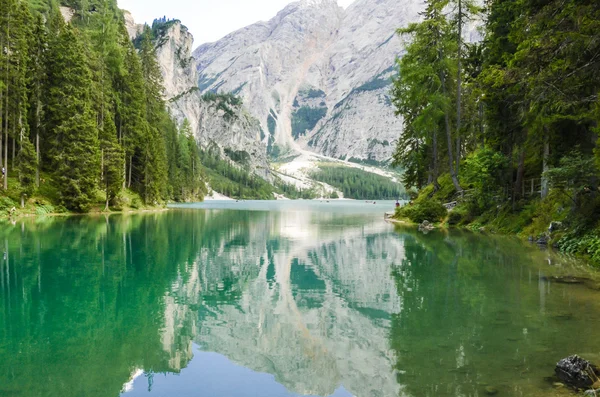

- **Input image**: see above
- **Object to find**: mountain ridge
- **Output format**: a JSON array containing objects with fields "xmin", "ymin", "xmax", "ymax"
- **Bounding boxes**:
[{"xmin": 191, "ymin": 0, "xmax": 414, "ymax": 163}]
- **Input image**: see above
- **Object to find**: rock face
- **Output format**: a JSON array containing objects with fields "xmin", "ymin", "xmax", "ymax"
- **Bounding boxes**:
[
  {"xmin": 193, "ymin": 0, "xmax": 482, "ymax": 163},
  {"xmin": 193, "ymin": 0, "xmax": 410, "ymax": 163},
  {"xmin": 150, "ymin": 21, "xmax": 271, "ymax": 179},
  {"xmin": 555, "ymin": 355, "xmax": 600, "ymax": 389},
  {"xmin": 122, "ymin": 10, "xmax": 143, "ymax": 40}
]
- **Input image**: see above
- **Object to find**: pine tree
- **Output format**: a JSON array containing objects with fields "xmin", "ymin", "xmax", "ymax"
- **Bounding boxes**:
[
  {"xmin": 392, "ymin": 0, "xmax": 459, "ymax": 191},
  {"xmin": 99, "ymin": 111, "xmax": 124, "ymax": 210},
  {"xmin": 138, "ymin": 27, "xmax": 168, "ymax": 204},
  {"xmin": 45, "ymin": 24, "xmax": 100, "ymax": 211},
  {"xmin": 26, "ymin": 14, "xmax": 47, "ymax": 188},
  {"xmin": 17, "ymin": 130, "xmax": 37, "ymax": 196}
]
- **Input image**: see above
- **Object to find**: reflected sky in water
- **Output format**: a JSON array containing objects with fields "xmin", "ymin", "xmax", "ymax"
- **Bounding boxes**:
[
  {"xmin": 1, "ymin": 201, "xmax": 600, "ymax": 397},
  {"xmin": 123, "ymin": 345, "xmax": 352, "ymax": 397}
]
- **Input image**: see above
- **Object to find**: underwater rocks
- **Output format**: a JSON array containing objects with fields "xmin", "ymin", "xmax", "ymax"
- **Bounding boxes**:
[
  {"xmin": 418, "ymin": 220, "xmax": 435, "ymax": 233},
  {"xmin": 555, "ymin": 355, "xmax": 600, "ymax": 390}
]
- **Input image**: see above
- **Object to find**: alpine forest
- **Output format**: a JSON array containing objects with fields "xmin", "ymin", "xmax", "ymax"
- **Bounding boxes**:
[
  {"xmin": 392, "ymin": 0, "xmax": 600, "ymax": 263},
  {"xmin": 0, "ymin": 0, "xmax": 206, "ymax": 213}
]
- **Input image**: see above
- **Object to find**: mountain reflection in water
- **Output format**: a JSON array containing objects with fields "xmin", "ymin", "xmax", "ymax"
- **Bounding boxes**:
[{"xmin": 0, "ymin": 201, "xmax": 599, "ymax": 397}]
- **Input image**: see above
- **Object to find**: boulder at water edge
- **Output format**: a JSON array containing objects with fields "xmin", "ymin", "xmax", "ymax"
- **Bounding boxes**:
[{"xmin": 555, "ymin": 355, "xmax": 600, "ymax": 389}]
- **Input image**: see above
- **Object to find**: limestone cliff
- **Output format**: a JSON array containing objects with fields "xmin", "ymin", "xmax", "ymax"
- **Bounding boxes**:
[
  {"xmin": 149, "ymin": 20, "xmax": 271, "ymax": 180},
  {"xmin": 193, "ymin": 0, "xmax": 482, "ymax": 164},
  {"xmin": 192, "ymin": 0, "xmax": 418, "ymax": 163}
]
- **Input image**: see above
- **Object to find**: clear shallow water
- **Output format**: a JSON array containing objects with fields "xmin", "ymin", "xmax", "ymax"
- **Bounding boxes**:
[{"xmin": 1, "ymin": 201, "xmax": 600, "ymax": 397}]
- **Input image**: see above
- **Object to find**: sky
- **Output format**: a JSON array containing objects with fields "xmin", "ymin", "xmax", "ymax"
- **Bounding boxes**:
[{"xmin": 118, "ymin": 0, "xmax": 356, "ymax": 47}]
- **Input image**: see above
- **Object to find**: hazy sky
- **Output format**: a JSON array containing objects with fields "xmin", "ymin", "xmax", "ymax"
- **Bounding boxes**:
[{"xmin": 118, "ymin": 0, "xmax": 355, "ymax": 47}]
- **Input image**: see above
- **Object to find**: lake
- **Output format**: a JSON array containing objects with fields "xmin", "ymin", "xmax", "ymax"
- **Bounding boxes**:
[{"xmin": 1, "ymin": 200, "xmax": 599, "ymax": 397}]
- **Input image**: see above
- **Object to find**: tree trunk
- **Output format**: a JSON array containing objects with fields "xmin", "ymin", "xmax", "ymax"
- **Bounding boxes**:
[
  {"xmin": 0, "ymin": 34, "xmax": 3, "ymax": 171},
  {"xmin": 3, "ymin": 8, "xmax": 10, "ymax": 191},
  {"xmin": 479, "ymin": 101, "xmax": 484, "ymax": 149},
  {"xmin": 440, "ymin": 69, "xmax": 462, "ymax": 193},
  {"xmin": 513, "ymin": 148, "xmax": 526, "ymax": 210},
  {"xmin": 11, "ymin": 116, "xmax": 15, "ymax": 169},
  {"xmin": 433, "ymin": 128, "xmax": 440, "ymax": 191},
  {"xmin": 3, "ymin": 93, "xmax": 8, "ymax": 191},
  {"xmin": 541, "ymin": 133, "xmax": 550, "ymax": 199},
  {"xmin": 105, "ymin": 179, "xmax": 110, "ymax": 212},
  {"xmin": 128, "ymin": 156, "xmax": 132, "ymax": 189},
  {"xmin": 36, "ymin": 132, "xmax": 40, "ymax": 187},
  {"xmin": 455, "ymin": 0, "xmax": 462, "ymax": 175}
]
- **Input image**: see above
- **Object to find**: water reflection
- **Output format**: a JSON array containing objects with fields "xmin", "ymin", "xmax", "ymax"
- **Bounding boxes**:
[{"xmin": 0, "ymin": 206, "xmax": 599, "ymax": 397}]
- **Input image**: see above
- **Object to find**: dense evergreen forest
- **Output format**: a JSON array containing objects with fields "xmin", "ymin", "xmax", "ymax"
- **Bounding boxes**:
[
  {"xmin": 393, "ymin": 0, "xmax": 600, "ymax": 261},
  {"xmin": 0, "ymin": 0, "xmax": 205, "ymax": 213},
  {"xmin": 311, "ymin": 165, "xmax": 405, "ymax": 200}
]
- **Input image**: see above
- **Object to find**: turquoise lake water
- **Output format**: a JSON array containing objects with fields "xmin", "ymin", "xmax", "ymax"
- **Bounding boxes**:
[{"xmin": 1, "ymin": 200, "xmax": 599, "ymax": 396}]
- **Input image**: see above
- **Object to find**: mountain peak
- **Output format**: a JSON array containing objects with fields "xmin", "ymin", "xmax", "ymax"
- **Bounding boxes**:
[{"xmin": 298, "ymin": 0, "xmax": 339, "ymax": 7}]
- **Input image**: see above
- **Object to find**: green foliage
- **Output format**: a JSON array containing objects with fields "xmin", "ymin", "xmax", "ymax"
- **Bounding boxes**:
[
  {"xmin": 388, "ymin": 0, "xmax": 600, "ymax": 263},
  {"xmin": 274, "ymin": 180, "xmax": 318, "ymax": 200},
  {"xmin": 558, "ymin": 229, "xmax": 600, "ymax": 264},
  {"xmin": 396, "ymin": 200, "xmax": 448, "ymax": 224},
  {"xmin": 311, "ymin": 165, "xmax": 404, "ymax": 200},
  {"xmin": 202, "ymin": 92, "xmax": 242, "ymax": 121},
  {"xmin": 199, "ymin": 149, "xmax": 275, "ymax": 200},
  {"xmin": 17, "ymin": 135, "xmax": 39, "ymax": 196},
  {"xmin": 45, "ymin": 24, "xmax": 101, "ymax": 211},
  {"xmin": 391, "ymin": 0, "xmax": 458, "ymax": 190},
  {"xmin": 462, "ymin": 148, "xmax": 508, "ymax": 212},
  {"xmin": 224, "ymin": 148, "xmax": 251, "ymax": 166},
  {"xmin": 0, "ymin": 0, "xmax": 205, "ymax": 213},
  {"xmin": 446, "ymin": 205, "xmax": 472, "ymax": 226},
  {"xmin": 545, "ymin": 151, "xmax": 598, "ymax": 203},
  {"xmin": 0, "ymin": 197, "xmax": 17, "ymax": 213},
  {"xmin": 291, "ymin": 107, "xmax": 327, "ymax": 139}
]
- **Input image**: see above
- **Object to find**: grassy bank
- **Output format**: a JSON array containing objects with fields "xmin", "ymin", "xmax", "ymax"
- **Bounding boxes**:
[
  {"xmin": 0, "ymin": 173, "xmax": 166, "ymax": 221},
  {"xmin": 394, "ymin": 174, "xmax": 600, "ymax": 266}
]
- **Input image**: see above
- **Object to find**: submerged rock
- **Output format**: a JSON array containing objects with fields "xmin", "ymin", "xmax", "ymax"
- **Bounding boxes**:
[
  {"xmin": 418, "ymin": 220, "xmax": 435, "ymax": 233},
  {"xmin": 555, "ymin": 355, "xmax": 600, "ymax": 389},
  {"xmin": 549, "ymin": 276, "xmax": 589, "ymax": 285},
  {"xmin": 484, "ymin": 385, "xmax": 499, "ymax": 395}
]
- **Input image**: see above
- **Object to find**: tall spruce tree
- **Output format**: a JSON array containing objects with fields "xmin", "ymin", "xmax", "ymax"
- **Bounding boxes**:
[
  {"xmin": 45, "ymin": 23, "xmax": 100, "ymax": 211},
  {"xmin": 138, "ymin": 27, "xmax": 168, "ymax": 204},
  {"xmin": 392, "ymin": 0, "xmax": 460, "ymax": 191}
]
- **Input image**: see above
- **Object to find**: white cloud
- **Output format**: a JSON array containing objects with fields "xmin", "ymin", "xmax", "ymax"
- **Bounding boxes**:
[{"xmin": 118, "ymin": 0, "xmax": 356, "ymax": 46}]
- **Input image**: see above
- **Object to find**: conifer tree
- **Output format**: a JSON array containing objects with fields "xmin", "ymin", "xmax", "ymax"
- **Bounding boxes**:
[
  {"xmin": 26, "ymin": 14, "xmax": 47, "ymax": 187},
  {"xmin": 138, "ymin": 27, "xmax": 168, "ymax": 204},
  {"xmin": 45, "ymin": 24, "xmax": 100, "ymax": 211},
  {"xmin": 392, "ymin": 0, "xmax": 459, "ymax": 191},
  {"xmin": 17, "ymin": 130, "xmax": 38, "ymax": 196},
  {"xmin": 99, "ymin": 111, "xmax": 124, "ymax": 210}
]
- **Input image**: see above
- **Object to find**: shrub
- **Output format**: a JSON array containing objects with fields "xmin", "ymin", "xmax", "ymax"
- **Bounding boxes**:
[
  {"xmin": 0, "ymin": 197, "xmax": 17, "ymax": 213},
  {"xmin": 447, "ymin": 206, "xmax": 471, "ymax": 226},
  {"xmin": 398, "ymin": 200, "xmax": 447, "ymax": 224}
]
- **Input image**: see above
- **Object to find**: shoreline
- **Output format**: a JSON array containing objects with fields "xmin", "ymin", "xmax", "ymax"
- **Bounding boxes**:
[
  {"xmin": 0, "ymin": 206, "xmax": 170, "ymax": 222},
  {"xmin": 386, "ymin": 214, "xmax": 599, "ymax": 268}
]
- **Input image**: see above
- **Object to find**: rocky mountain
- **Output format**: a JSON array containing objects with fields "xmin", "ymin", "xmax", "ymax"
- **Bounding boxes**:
[
  {"xmin": 192, "ymin": 0, "xmax": 420, "ymax": 163},
  {"xmin": 133, "ymin": 0, "xmax": 481, "ymax": 186},
  {"xmin": 193, "ymin": 0, "xmax": 482, "ymax": 164},
  {"xmin": 151, "ymin": 20, "xmax": 272, "ymax": 180}
]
